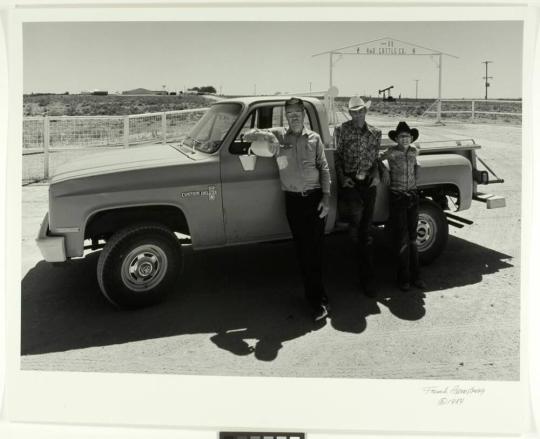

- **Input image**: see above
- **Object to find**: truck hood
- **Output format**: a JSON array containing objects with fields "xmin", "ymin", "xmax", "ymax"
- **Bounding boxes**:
[{"xmin": 51, "ymin": 143, "xmax": 200, "ymax": 183}]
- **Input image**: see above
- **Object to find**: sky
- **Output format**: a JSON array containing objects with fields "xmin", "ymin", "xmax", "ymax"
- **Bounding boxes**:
[{"xmin": 23, "ymin": 21, "xmax": 523, "ymax": 99}]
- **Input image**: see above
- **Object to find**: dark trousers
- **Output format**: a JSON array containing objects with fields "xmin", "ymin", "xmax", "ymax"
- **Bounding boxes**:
[
  {"xmin": 340, "ymin": 183, "xmax": 377, "ymax": 283},
  {"xmin": 389, "ymin": 190, "xmax": 420, "ymax": 284},
  {"xmin": 285, "ymin": 190, "xmax": 327, "ymax": 310}
]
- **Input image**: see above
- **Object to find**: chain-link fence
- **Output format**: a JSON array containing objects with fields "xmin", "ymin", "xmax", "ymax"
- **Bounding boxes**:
[{"xmin": 22, "ymin": 108, "xmax": 208, "ymax": 185}]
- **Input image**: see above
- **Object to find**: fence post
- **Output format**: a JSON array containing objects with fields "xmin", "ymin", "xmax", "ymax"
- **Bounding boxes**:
[
  {"xmin": 43, "ymin": 116, "xmax": 50, "ymax": 181},
  {"xmin": 436, "ymin": 99, "xmax": 442, "ymax": 124},
  {"xmin": 162, "ymin": 113, "xmax": 167, "ymax": 144},
  {"xmin": 471, "ymin": 100, "xmax": 475, "ymax": 122},
  {"xmin": 123, "ymin": 116, "xmax": 129, "ymax": 148}
]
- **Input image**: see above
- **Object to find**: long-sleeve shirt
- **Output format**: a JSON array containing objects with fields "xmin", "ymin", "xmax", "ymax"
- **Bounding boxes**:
[
  {"xmin": 243, "ymin": 127, "xmax": 331, "ymax": 194},
  {"xmin": 334, "ymin": 120, "xmax": 381, "ymax": 184},
  {"xmin": 380, "ymin": 144, "xmax": 419, "ymax": 192}
]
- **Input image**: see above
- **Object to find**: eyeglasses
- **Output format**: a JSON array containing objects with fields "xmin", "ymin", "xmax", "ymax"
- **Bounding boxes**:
[
  {"xmin": 286, "ymin": 111, "xmax": 304, "ymax": 117},
  {"xmin": 397, "ymin": 133, "xmax": 412, "ymax": 138}
]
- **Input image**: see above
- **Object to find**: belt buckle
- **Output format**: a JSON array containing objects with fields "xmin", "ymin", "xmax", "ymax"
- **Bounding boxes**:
[{"xmin": 300, "ymin": 190, "xmax": 308, "ymax": 197}]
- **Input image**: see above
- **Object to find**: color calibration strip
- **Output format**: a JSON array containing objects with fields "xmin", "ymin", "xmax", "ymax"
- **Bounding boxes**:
[{"xmin": 220, "ymin": 433, "xmax": 305, "ymax": 439}]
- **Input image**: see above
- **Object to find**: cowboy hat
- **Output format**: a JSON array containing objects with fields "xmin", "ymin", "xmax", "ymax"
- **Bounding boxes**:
[
  {"xmin": 348, "ymin": 95, "xmax": 371, "ymax": 111},
  {"xmin": 388, "ymin": 121, "xmax": 419, "ymax": 142}
]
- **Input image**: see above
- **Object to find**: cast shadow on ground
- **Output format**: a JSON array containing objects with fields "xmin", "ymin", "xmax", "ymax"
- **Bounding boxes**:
[{"xmin": 21, "ymin": 232, "xmax": 513, "ymax": 361}]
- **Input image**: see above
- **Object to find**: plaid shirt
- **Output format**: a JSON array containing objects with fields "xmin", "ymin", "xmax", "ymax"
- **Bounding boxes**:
[
  {"xmin": 334, "ymin": 120, "xmax": 381, "ymax": 184},
  {"xmin": 380, "ymin": 145, "xmax": 419, "ymax": 192}
]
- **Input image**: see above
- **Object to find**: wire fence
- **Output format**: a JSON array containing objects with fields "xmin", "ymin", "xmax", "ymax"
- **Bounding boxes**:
[{"xmin": 22, "ymin": 108, "xmax": 208, "ymax": 185}]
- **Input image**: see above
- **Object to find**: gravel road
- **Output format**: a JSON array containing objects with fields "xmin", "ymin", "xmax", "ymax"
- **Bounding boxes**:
[{"xmin": 20, "ymin": 117, "xmax": 521, "ymax": 380}]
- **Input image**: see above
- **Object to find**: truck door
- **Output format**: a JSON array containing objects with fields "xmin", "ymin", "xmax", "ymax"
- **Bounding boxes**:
[{"xmin": 220, "ymin": 102, "xmax": 316, "ymax": 244}]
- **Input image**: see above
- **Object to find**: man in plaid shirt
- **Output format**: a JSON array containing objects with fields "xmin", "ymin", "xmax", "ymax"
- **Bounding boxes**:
[{"xmin": 334, "ymin": 96, "xmax": 385, "ymax": 297}]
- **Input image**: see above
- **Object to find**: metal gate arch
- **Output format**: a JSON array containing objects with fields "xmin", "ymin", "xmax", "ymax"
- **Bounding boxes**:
[{"xmin": 312, "ymin": 37, "xmax": 458, "ymax": 124}]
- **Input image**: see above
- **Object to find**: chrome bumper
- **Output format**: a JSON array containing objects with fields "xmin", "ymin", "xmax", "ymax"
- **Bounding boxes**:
[
  {"xmin": 36, "ymin": 213, "xmax": 67, "ymax": 262},
  {"xmin": 473, "ymin": 192, "xmax": 506, "ymax": 209}
]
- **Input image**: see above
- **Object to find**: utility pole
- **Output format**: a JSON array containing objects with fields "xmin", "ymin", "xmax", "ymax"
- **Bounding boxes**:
[
  {"xmin": 481, "ymin": 61, "xmax": 493, "ymax": 100},
  {"xmin": 414, "ymin": 79, "xmax": 419, "ymax": 100},
  {"xmin": 309, "ymin": 81, "xmax": 312, "ymax": 94}
]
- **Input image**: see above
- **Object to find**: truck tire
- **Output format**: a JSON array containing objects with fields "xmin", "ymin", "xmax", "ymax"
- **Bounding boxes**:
[
  {"xmin": 417, "ymin": 200, "xmax": 448, "ymax": 265},
  {"xmin": 97, "ymin": 223, "xmax": 183, "ymax": 309}
]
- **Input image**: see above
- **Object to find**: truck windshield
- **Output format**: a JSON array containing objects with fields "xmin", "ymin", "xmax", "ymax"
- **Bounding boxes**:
[{"xmin": 182, "ymin": 103, "xmax": 242, "ymax": 154}]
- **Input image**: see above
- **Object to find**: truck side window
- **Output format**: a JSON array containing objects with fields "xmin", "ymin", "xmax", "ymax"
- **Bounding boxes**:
[{"xmin": 229, "ymin": 104, "xmax": 314, "ymax": 155}]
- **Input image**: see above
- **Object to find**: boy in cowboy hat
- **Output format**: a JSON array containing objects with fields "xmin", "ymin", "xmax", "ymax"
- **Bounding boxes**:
[{"xmin": 381, "ymin": 121, "xmax": 427, "ymax": 291}]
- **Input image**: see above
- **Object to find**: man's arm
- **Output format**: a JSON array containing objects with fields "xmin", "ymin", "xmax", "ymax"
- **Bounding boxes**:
[
  {"xmin": 368, "ymin": 130, "xmax": 383, "ymax": 186},
  {"xmin": 315, "ymin": 135, "xmax": 331, "ymax": 195},
  {"xmin": 243, "ymin": 128, "xmax": 283, "ymax": 155},
  {"xmin": 334, "ymin": 126, "xmax": 352, "ymax": 187},
  {"xmin": 243, "ymin": 128, "xmax": 282, "ymax": 143},
  {"xmin": 315, "ymin": 135, "xmax": 331, "ymax": 218},
  {"xmin": 378, "ymin": 147, "xmax": 390, "ymax": 184}
]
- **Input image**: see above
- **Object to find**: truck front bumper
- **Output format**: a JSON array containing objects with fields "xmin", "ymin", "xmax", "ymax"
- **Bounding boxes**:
[{"xmin": 36, "ymin": 213, "xmax": 67, "ymax": 262}]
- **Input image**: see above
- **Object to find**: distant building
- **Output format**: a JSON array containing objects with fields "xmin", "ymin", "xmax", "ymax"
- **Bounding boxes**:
[{"xmin": 122, "ymin": 88, "xmax": 169, "ymax": 95}]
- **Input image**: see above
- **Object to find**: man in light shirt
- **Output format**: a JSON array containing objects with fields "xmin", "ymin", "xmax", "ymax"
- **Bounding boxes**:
[{"xmin": 243, "ymin": 97, "xmax": 331, "ymax": 322}]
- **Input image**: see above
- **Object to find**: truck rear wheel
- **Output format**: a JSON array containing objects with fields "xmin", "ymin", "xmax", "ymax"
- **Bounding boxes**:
[
  {"xmin": 417, "ymin": 200, "xmax": 448, "ymax": 265},
  {"xmin": 97, "ymin": 223, "xmax": 183, "ymax": 309}
]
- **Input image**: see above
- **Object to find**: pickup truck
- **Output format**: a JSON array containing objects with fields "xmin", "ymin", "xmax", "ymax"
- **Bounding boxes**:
[{"xmin": 36, "ymin": 96, "xmax": 506, "ymax": 309}]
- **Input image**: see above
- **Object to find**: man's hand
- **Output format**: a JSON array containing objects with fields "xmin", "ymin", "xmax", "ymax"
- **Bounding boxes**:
[
  {"xmin": 342, "ymin": 177, "xmax": 355, "ymax": 188},
  {"xmin": 381, "ymin": 169, "xmax": 391, "ymax": 186},
  {"xmin": 318, "ymin": 194, "xmax": 330, "ymax": 218}
]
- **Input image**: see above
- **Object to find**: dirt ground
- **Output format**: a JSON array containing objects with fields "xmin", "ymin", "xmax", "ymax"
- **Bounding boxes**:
[{"xmin": 20, "ymin": 116, "xmax": 521, "ymax": 380}]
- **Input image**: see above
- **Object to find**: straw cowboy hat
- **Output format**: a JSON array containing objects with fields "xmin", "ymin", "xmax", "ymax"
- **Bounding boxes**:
[
  {"xmin": 388, "ymin": 121, "xmax": 419, "ymax": 142},
  {"xmin": 348, "ymin": 95, "xmax": 371, "ymax": 111}
]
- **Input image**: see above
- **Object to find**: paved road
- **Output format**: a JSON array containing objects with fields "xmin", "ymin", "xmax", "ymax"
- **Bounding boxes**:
[{"xmin": 20, "ymin": 118, "xmax": 521, "ymax": 380}]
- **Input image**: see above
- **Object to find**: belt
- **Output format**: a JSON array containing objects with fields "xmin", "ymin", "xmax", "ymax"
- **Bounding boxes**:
[
  {"xmin": 345, "ymin": 172, "xmax": 372, "ymax": 187},
  {"xmin": 285, "ymin": 188, "xmax": 321, "ymax": 197}
]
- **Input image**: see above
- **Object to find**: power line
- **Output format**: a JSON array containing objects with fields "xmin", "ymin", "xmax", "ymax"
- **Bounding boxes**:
[{"xmin": 481, "ymin": 61, "xmax": 493, "ymax": 100}]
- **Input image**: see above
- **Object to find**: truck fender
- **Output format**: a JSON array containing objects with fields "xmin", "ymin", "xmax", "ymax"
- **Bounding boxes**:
[{"xmin": 417, "ymin": 154, "xmax": 473, "ymax": 211}]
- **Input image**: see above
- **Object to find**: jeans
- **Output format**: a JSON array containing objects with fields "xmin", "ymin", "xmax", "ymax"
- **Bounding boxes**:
[
  {"xmin": 285, "ymin": 190, "xmax": 327, "ymax": 309},
  {"xmin": 340, "ymin": 182, "xmax": 377, "ymax": 283},
  {"xmin": 389, "ymin": 190, "xmax": 420, "ymax": 284}
]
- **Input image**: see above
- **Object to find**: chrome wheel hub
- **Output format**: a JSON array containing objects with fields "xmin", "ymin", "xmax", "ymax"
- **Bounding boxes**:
[
  {"xmin": 417, "ymin": 214, "xmax": 437, "ymax": 252},
  {"xmin": 121, "ymin": 244, "xmax": 168, "ymax": 291}
]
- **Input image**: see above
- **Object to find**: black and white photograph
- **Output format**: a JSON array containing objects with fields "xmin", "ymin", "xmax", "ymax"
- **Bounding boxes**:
[
  {"xmin": 21, "ymin": 19, "xmax": 522, "ymax": 380},
  {"xmin": 2, "ymin": 1, "xmax": 537, "ymax": 437}
]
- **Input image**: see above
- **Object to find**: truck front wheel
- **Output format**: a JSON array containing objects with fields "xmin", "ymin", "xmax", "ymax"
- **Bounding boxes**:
[
  {"xmin": 417, "ymin": 200, "xmax": 448, "ymax": 265},
  {"xmin": 97, "ymin": 223, "xmax": 183, "ymax": 309}
]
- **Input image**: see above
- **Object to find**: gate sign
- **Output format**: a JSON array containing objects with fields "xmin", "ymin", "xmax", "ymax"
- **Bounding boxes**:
[
  {"xmin": 340, "ymin": 38, "xmax": 442, "ymax": 56},
  {"xmin": 365, "ymin": 40, "xmax": 414, "ymax": 55}
]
